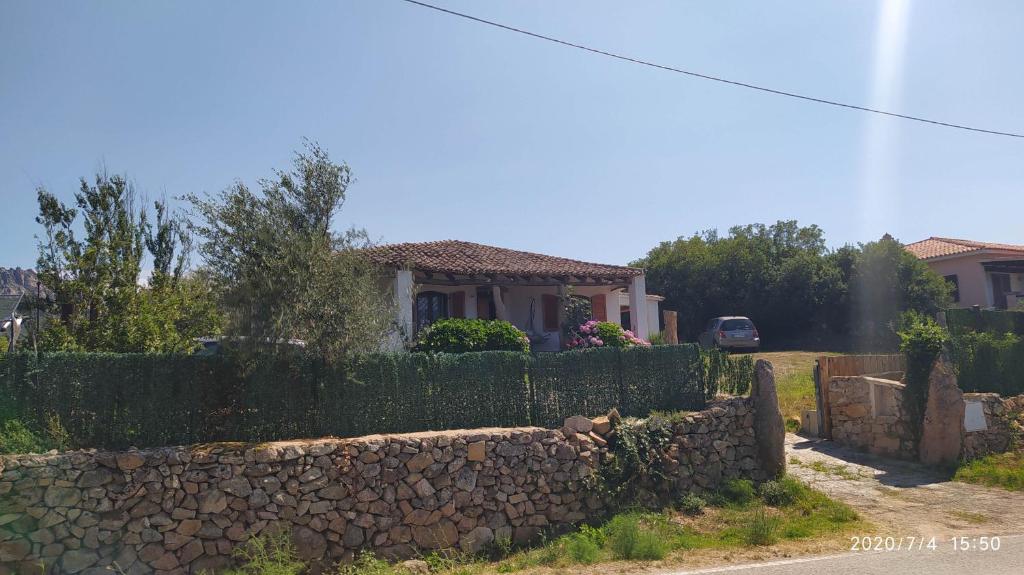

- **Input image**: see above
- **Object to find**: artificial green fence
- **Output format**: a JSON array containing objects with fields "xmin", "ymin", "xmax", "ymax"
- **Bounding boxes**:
[
  {"xmin": 944, "ymin": 308, "xmax": 1024, "ymax": 396},
  {"xmin": 0, "ymin": 345, "xmax": 753, "ymax": 450}
]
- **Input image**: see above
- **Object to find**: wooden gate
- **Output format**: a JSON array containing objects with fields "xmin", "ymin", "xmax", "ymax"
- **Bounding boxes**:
[{"xmin": 814, "ymin": 354, "xmax": 906, "ymax": 439}]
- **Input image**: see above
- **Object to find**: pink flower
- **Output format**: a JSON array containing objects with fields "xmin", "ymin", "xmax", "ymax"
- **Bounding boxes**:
[{"xmin": 595, "ymin": 338, "xmax": 604, "ymax": 346}]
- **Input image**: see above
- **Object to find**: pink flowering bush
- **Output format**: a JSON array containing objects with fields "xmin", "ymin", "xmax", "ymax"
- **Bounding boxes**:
[{"xmin": 566, "ymin": 320, "xmax": 650, "ymax": 349}]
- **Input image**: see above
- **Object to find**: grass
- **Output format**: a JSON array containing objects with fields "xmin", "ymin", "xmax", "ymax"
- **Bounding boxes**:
[
  {"xmin": 217, "ymin": 477, "xmax": 860, "ymax": 575},
  {"xmin": 797, "ymin": 460, "xmax": 864, "ymax": 481},
  {"xmin": 948, "ymin": 510, "xmax": 989, "ymax": 524},
  {"xmin": 753, "ymin": 351, "xmax": 843, "ymax": 427},
  {"xmin": 954, "ymin": 452, "xmax": 1024, "ymax": 491}
]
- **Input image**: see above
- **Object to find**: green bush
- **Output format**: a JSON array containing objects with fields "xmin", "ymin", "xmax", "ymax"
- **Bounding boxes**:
[
  {"xmin": 951, "ymin": 331, "xmax": 1024, "ymax": 395},
  {"xmin": 221, "ymin": 531, "xmax": 305, "ymax": 575},
  {"xmin": 719, "ymin": 479, "xmax": 756, "ymax": 506},
  {"xmin": 414, "ymin": 318, "xmax": 530, "ymax": 353},
  {"xmin": 759, "ymin": 478, "xmax": 807, "ymax": 507},
  {"xmin": 0, "ymin": 420, "xmax": 49, "ymax": 454},
  {"xmin": 679, "ymin": 493, "xmax": 706, "ymax": 516}
]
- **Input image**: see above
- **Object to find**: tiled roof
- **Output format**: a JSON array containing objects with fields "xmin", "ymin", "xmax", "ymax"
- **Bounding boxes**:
[
  {"xmin": 366, "ymin": 240, "xmax": 643, "ymax": 279},
  {"xmin": 905, "ymin": 237, "xmax": 1024, "ymax": 260}
]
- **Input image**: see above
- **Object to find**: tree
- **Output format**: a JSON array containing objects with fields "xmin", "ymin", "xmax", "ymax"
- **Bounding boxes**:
[
  {"xmin": 34, "ymin": 174, "xmax": 221, "ymax": 352},
  {"xmin": 186, "ymin": 141, "xmax": 394, "ymax": 360},
  {"xmin": 635, "ymin": 223, "xmax": 950, "ymax": 350}
]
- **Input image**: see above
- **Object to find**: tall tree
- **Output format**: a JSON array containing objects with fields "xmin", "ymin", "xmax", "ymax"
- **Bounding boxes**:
[
  {"xmin": 35, "ymin": 174, "xmax": 221, "ymax": 352},
  {"xmin": 186, "ymin": 141, "xmax": 394, "ymax": 360}
]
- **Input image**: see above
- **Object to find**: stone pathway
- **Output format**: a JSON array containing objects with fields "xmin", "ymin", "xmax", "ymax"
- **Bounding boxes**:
[{"xmin": 786, "ymin": 433, "xmax": 1024, "ymax": 539}]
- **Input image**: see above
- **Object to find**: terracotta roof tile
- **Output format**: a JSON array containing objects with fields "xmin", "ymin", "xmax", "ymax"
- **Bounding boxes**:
[
  {"xmin": 366, "ymin": 240, "xmax": 642, "ymax": 280},
  {"xmin": 905, "ymin": 237, "xmax": 1024, "ymax": 260}
]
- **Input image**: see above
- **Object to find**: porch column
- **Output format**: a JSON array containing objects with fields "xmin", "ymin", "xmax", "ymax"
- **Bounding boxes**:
[
  {"xmin": 629, "ymin": 274, "xmax": 650, "ymax": 339},
  {"xmin": 392, "ymin": 269, "xmax": 414, "ymax": 349},
  {"xmin": 492, "ymin": 286, "xmax": 509, "ymax": 321}
]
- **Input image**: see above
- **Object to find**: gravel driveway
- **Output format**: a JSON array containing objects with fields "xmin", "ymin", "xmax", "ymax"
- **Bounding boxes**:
[{"xmin": 786, "ymin": 433, "xmax": 1024, "ymax": 538}]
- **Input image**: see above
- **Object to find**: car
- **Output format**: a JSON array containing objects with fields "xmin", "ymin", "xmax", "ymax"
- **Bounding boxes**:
[{"xmin": 698, "ymin": 316, "xmax": 760, "ymax": 351}]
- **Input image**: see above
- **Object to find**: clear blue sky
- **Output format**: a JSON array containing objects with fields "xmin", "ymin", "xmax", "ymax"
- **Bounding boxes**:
[{"xmin": 2, "ymin": 1, "xmax": 1022, "ymax": 270}]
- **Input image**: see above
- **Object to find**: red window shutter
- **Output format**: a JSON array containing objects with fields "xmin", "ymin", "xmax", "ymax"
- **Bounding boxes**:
[
  {"xmin": 451, "ymin": 291, "xmax": 466, "ymax": 318},
  {"xmin": 591, "ymin": 294, "xmax": 607, "ymax": 321},
  {"xmin": 542, "ymin": 294, "xmax": 559, "ymax": 332}
]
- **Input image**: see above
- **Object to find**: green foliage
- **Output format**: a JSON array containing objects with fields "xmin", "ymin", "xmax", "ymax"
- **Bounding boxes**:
[
  {"xmin": 647, "ymin": 331, "xmax": 668, "ymax": 346},
  {"xmin": 758, "ymin": 477, "xmax": 807, "ymax": 507},
  {"xmin": 0, "ymin": 420, "xmax": 49, "ymax": 454},
  {"xmin": 719, "ymin": 479, "xmax": 756, "ymax": 506},
  {"xmin": 678, "ymin": 493, "xmax": 706, "ymax": 516},
  {"xmin": 220, "ymin": 531, "xmax": 305, "ymax": 575},
  {"xmin": 0, "ymin": 345, "xmax": 734, "ymax": 450},
  {"xmin": 950, "ymin": 330, "xmax": 1024, "ymax": 396},
  {"xmin": 946, "ymin": 308, "xmax": 1024, "ymax": 337},
  {"xmin": 744, "ymin": 507, "xmax": 781, "ymax": 546},
  {"xmin": 336, "ymin": 553, "xmax": 401, "ymax": 575},
  {"xmin": 899, "ymin": 313, "xmax": 949, "ymax": 442},
  {"xmin": 187, "ymin": 141, "xmax": 394, "ymax": 362},
  {"xmin": 34, "ymin": 174, "xmax": 222, "ymax": 353},
  {"xmin": 567, "ymin": 321, "xmax": 649, "ymax": 349},
  {"xmin": 605, "ymin": 513, "xmax": 669, "ymax": 560},
  {"xmin": 636, "ymin": 222, "xmax": 951, "ymax": 349},
  {"xmin": 954, "ymin": 452, "xmax": 1024, "ymax": 492},
  {"xmin": 414, "ymin": 318, "xmax": 530, "ymax": 353}
]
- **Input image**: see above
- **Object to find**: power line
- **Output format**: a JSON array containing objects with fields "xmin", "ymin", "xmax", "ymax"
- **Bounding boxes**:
[{"xmin": 398, "ymin": 0, "xmax": 1024, "ymax": 139}]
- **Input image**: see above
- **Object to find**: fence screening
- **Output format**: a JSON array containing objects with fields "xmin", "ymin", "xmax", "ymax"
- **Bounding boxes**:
[
  {"xmin": 945, "ymin": 308, "xmax": 1024, "ymax": 396},
  {"xmin": 0, "ymin": 345, "xmax": 754, "ymax": 450}
]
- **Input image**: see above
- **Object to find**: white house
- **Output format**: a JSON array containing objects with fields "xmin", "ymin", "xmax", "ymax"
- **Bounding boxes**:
[
  {"xmin": 366, "ymin": 240, "xmax": 660, "ymax": 351},
  {"xmin": 906, "ymin": 237, "xmax": 1024, "ymax": 310}
]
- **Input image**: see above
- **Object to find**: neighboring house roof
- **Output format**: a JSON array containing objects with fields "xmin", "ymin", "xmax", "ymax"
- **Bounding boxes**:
[
  {"xmin": 905, "ymin": 237, "xmax": 1024, "ymax": 260},
  {"xmin": 366, "ymin": 240, "xmax": 643, "ymax": 280}
]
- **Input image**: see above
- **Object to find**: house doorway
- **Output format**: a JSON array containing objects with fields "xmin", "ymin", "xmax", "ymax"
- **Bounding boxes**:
[
  {"xmin": 991, "ymin": 273, "xmax": 1012, "ymax": 309},
  {"xmin": 476, "ymin": 287, "xmax": 496, "ymax": 320}
]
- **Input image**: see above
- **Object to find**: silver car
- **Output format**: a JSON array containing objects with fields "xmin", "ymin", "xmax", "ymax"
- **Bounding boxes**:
[{"xmin": 698, "ymin": 316, "xmax": 760, "ymax": 351}]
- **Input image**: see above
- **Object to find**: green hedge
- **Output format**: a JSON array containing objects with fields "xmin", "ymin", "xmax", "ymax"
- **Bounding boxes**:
[
  {"xmin": 0, "ymin": 345, "xmax": 753, "ymax": 450},
  {"xmin": 950, "ymin": 331, "xmax": 1024, "ymax": 396},
  {"xmin": 947, "ymin": 308, "xmax": 1024, "ymax": 336}
]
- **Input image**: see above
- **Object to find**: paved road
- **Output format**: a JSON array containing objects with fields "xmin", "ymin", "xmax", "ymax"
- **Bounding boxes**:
[{"xmin": 665, "ymin": 534, "xmax": 1023, "ymax": 575}]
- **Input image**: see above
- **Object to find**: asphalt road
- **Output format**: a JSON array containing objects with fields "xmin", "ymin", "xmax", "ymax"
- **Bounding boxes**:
[{"xmin": 665, "ymin": 534, "xmax": 1023, "ymax": 575}]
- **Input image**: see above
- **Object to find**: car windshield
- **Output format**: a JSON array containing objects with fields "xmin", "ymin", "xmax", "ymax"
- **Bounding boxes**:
[{"xmin": 721, "ymin": 319, "xmax": 754, "ymax": 331}]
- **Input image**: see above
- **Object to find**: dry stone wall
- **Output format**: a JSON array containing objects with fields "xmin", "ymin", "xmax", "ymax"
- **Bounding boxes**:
[
  {"xmin": 961, "ymin": 393, "xmax": 1024, "ymax": 460},
  {"xmin": 0, "ymin": 398, "xmax": 768, "ymax": 575},
  {"xmin": 828, "ymin": 376, "xmax": 916, "ymax": 459}
]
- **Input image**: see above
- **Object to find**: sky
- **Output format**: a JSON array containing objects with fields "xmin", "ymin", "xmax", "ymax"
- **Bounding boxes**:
[{"xmin": 1, "ymin": 0, "xmax": 1022, "ymax": 270}]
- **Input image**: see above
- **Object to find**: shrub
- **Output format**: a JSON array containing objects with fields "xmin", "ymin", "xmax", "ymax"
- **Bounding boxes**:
[
  {"xmin": 0, "ymin": 420, "xmax": 49, "ymax": 454},
  {"xmin": 679, "ymin": 493, "xmax": 706, "ymax": 516},
  {"xmin": 605, "ymin": 514, "xmax": 668, "ymax": 561},
  {"xmin": 566, "ymin": 321, "xmax": 649, "ymax": 349},
  {"xmin": 563, "ymin": 532, "xmax": 602, "ymax": 564},
  {"xmin": 719, "ymin": 479, "xmax": 756, "ymax": 506},
  {"xmin": 413, "ymin": 319, "xmax": 530, "ymax": 353},
  {"xmin": 758, "ymin": 478, "xmax": 807, "ymax": 507},
  {"xmin": 744, "ymin": 507, "xmax": 781, "ymax": 546}
]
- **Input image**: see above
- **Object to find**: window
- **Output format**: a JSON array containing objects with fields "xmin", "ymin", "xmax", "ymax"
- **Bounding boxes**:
[
  {"xmin": 416, "ymin": 291, "xmax": 448, "ymax": 331},
  {"xmin": 944, "ymin": 274, "xmax": 960, "ymax": 303}
]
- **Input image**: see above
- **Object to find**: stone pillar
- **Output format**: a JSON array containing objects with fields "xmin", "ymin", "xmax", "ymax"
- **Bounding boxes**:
[
  {"xmin": 492, "ymin": 286, "xmax": 508, "ymax": 321},
  {"xmin": 752, "ymin": 360, "xmax": 786, "ymax": 479},
  {"xmin": 919, "ymin": 356, "xmax": 964, "ymax": 467},
  {"xmin": 628, "ymin": 274, "xmax": 649, "ymax": 339}
]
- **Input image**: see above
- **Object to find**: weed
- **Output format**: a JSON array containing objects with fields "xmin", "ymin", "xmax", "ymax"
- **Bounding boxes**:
[
  {"xmin": 744, "ymin": 507, "xmax": 781, "ymax": 546},
  {"xmin": 785, "ymin": 418, "xmax": 801, "ymax": 433},
  {"xmin": 719, "ymin": 479, "xmax": 755, "ymax": 506},
  {"xmin": 954, "ymin": 452, "xmax": 1024, "ymax": 491},
  {"xmin": 679, "ymin": 493, "xmax": 706, "ymax": 516},
  {"xmin": 221, "ymin": 531, "xmax": 305, "ymax": 575},
  {"xmin": 605, "ymin": 513, "xmax": 669, "ymax": 561}
]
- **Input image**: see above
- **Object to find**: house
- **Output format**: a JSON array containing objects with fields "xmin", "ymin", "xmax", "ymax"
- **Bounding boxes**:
[
  {"xmin": 905, "ymin": 237, "xmax": 1024, "ymax": 310},
  {"xmin": 366, "ymin": 240, "xmax": 660, "ymax": 351}
]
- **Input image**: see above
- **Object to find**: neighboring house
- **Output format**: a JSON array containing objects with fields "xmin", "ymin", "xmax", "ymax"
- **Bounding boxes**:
[
  {"xmin": 366, "ymin": 240, "xmax": 658, "ymax": 351},
  {"xmin": 906, "ymin": 237, "xmax": 1024, "ymax": 310}
]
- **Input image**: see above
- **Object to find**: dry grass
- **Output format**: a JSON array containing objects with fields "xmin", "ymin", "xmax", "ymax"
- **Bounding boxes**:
[{"xmin": 752, "ymin": 351, "xmax": 844, "ymax": 427}]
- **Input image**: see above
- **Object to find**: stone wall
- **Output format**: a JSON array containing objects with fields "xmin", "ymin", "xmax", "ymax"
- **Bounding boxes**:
[
  {"xmin": 828, "ymin": 376, "xmax": 916, "ymax": 459},
  {"xmin": 961, "ymin": 393, "xmax": 1024, "ymax": 461},
  {"xmin": 0, "ymin": 397, "xmax": 771, "ymax": 575}
]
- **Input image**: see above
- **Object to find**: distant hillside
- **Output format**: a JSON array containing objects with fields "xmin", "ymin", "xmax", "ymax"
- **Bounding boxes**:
[{"xmin": 0, "ymin": 267, "xmax": 45, "ymax": 296}]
